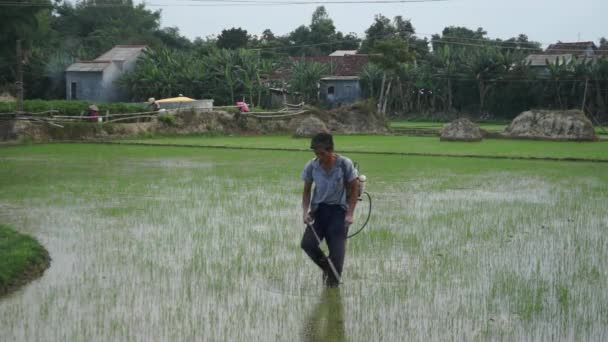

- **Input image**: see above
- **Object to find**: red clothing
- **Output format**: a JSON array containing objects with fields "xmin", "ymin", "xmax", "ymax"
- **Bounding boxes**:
[
  {"xmin": 236, "ymin": 102, "xmax": 250, "ymax": 112},
  {"xmin": 89, "ymin": 110, "xmax": 99, "ymax": 122}
]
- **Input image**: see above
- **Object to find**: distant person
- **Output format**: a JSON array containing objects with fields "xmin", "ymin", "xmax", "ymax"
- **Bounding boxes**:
[
  {"xmin": 88, "ymin": 104, "xmax": 99, "ymax": 122},
  {"xmin": 236, "ymin": 101, "xmax": 250, "ymax": 112},
  {"xmin": 300, "ymin": 132, "xmax": 358, "ymax": 287},
  {"xmin": 148, "ymin": 97, "xmax": 160, "ymax": 111}
]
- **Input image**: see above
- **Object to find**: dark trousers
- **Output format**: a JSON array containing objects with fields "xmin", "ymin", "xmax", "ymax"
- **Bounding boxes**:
[{"xmin": 300, "ymin": 204, "xmax": 347, "ymax": 283}]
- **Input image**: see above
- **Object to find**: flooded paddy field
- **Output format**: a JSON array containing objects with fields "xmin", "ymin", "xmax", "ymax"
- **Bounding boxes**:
[{"xmin": 0, "ymin": 143, "xmax": 607, "ymax": 341}]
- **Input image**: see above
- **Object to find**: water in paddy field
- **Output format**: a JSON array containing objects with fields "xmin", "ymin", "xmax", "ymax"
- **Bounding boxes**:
[{"xmin": 0, "ymin": 150, "xmax": 607, "ymax": 341}]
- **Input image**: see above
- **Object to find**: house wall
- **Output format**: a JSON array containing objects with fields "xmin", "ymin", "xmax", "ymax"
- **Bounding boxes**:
[
  {"xmin": 101, "ymin": 63, "xmax": 127, "ymax": 102},
  {"xmin": 65, "ymin": 63, "xmax": 128, "ymax": 102},
  {"xmin": 319, "ymin": 80, "xmax": 361, "ymax": 108},
  {"xmin": 65, "ymin": 72, "xmax": 104, "ymax": 101}
]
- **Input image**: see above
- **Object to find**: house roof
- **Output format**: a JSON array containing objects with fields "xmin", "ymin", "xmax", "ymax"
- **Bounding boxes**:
[
  {"xmin": 65, "ymin": 61, "xmax": 111, "ymax": 72},
  {"xmin": 271, "ymin": 54, "xmax": 370, "ymax": 79},
  {"xmin": 545, "ymin": 42, "xmax": 597, "ymax": 55},
  {"xmin": 328, "ymin": 50, "xmax": 358, "ymax": 57},
  {"xmin": 95, "ymin": 45, "xmax": 147, "ymax": 61},
  {"xmin": 525, "ymin": 54, "xmax": 574, "ymax": 67},
  {"xmin": 66, "ymin": 45, "xmax": 147, "ymax": 73}
]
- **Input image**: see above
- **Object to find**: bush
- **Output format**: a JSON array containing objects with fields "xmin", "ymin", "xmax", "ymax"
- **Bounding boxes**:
[
  {"xmin": 352, "ymin": 99, "xmax": 377, "ymax": 115},
  {"xmin": 158, "ymin": 112, "xmax": 177, "ymax": 126}
]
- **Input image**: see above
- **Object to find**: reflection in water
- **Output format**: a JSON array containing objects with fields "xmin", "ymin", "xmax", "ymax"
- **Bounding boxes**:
[{"xmin": 301, "ymin": 288, "xmax": 346, "ymax": 342}]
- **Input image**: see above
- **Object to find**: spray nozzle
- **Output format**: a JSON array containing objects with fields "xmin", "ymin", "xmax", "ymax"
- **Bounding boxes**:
[{"xmin": 358, "ymin": 174, "xmax": 367, "ymax": 199}]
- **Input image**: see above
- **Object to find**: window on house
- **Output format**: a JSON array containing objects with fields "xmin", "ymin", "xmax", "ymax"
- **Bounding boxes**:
[
  {"xmin": 71, "ymin": 82, "xmax": 77, "ymax": 100},
  {"xmin": 328, "ymin": 86, "xmax": 335, "ymax": 95}
]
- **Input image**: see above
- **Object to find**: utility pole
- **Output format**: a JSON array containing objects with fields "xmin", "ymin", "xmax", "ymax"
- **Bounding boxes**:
[{"xmin": 16, "ymin": 39, "xmax": 24, "ymax": 112}]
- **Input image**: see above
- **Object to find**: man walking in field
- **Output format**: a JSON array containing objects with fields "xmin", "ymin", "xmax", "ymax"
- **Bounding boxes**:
[{"xmin": 300, "ymin": 132, "xmax": 358, "ymax": 287}]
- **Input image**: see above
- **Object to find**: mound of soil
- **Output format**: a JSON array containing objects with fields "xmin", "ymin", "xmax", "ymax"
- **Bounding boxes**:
[
  {"xmin": 505, "ymin": 110, "xmax": 597, "ymax": 141},
  {"xmin": 293, "ymin": 116, "xmax": 328, "ymax": 137},
  {"xmin": 2, "ymin": 104, "xmax": 388, "ymax": 141},
  {"xmin": 440, "ymin": 118, "xmax": 483, "ymax": 142},
  {"xmin": 289, "ymin": 106, "xmax": 388, "ymax": 136}
]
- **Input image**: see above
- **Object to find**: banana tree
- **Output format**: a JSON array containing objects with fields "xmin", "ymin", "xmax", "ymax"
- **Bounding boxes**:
[
  {"xmin": 433, "ymin": 45, "xmax": 461, "ymax": 113},
  {"xmin": 359, "ymin": 63, "xmax": 383, "ymax": 100},
  {"xmin": 545, "ymin": 56, "xmax": 574, "ymax": 109},
  {"xmin": 463, "ymin": 46, "xmax": 508, "ymax": 115},
  {"xmin": 370, "ymin": 37, "xmax": 413, "ymax": 115},
  {"xmin": 289, "ymin": 59, "xmax": 328, "ymax": 104}
]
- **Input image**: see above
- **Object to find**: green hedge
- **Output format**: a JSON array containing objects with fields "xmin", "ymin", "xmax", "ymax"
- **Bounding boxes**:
[
  {"xmin": 0, "ymin": 224, "xmax": 50, "ymax": 296},
  {"xmin": 0, "ymin": 100, "xmax": 147, "ymax": 116}
]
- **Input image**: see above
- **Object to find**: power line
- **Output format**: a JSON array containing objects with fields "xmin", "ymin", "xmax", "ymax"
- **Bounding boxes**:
[{"xmin": 0, "ymin": 0, "xmax": 449, "ymax": 6}]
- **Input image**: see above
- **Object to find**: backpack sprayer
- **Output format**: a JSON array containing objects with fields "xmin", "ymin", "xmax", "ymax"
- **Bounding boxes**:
[{"xmin": 347, "ymin": 162, "xmax": 372, "ymax": 239}]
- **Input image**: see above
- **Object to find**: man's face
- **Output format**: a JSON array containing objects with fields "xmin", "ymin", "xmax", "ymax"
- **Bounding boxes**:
[{"xmin": 312, "ymin": 145, "xmax": 332, "ymax": 162}]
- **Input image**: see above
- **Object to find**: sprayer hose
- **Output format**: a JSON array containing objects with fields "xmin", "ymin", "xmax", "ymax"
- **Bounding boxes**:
[{"xmin": 347, "ymin": 191, "xmax": 372, "ymax": 239}]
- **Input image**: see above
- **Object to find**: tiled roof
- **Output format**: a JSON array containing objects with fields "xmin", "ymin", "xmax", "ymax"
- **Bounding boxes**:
[
  {"xmin": 545, "ymin": 42, "xmax": 597, "ymax": 55},
  {"xmin": 95, "ymin": 45, "xmax": 147, "ymax": 62},
  {"xmin": 266, "ymin": 55, "xmax": 370, "ymax": 81},
  {"xmin": 314, "ymin": 55, "xmax": 369, "ymax": 76},
  {"xmin": 65, "ymin": 61, "xmax": 111, "ymax": 72}
]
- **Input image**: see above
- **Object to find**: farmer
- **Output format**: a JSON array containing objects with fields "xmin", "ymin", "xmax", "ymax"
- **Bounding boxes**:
[
  {"xmin": 301, "ymin": 132, "xmax": 358, "ymax": 287},
  {"xmin": 88, "ymin": 104, "xmax": 99, "ymax": 122}
]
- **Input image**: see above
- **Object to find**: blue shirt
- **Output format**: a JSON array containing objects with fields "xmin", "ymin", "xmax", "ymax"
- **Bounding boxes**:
[{"xmin": 301, "ymin": 154, "xmax": 358, "ymax": 212}]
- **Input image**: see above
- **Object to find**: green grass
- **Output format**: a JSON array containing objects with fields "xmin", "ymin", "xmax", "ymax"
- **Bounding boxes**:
[
  {"xmin": 0, "ymin": 224, "xmax": 49, "ymax": 296},
  {"xmin": 0, "ymin": 143, "xmax": 606, "ymax": 340},
  {"xmin": 389, "ymin": 120, "xmax": 608, "ymax": 136},
  {"xmin": 122, "ymin": 134, "xmax": 608, "ymax": 161},
  {"xmin": 390, "ymin": 121, "xmax": 508, "ymax": 131}
]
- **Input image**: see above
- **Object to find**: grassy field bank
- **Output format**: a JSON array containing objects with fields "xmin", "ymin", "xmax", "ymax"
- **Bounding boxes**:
[
  {"xmin": 123, "ymin": 135, "xmax": 608, "ymax": 161},
  {"xmin": 389, "ymin": 121, "xmax": 608, "ymax": 137},
  {"xmin": 0, "ymin": 143, "xmax": 606, "ymax": 340},
  {"xmin": 0, "ymin": 224, "xmax": 50, "ymax": 296}
]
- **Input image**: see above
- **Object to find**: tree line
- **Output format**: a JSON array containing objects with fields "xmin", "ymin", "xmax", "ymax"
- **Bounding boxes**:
[{"xmin": 1, "ymin": 0, "xmax": 607, "ymax": 120}]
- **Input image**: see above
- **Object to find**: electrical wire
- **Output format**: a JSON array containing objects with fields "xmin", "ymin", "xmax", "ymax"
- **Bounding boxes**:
[{"xmin": 0, "ymin": 0, "xmax": 450, "ymax": 6}]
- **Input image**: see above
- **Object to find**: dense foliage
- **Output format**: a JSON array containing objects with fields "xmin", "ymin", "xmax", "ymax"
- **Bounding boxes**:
[{"xmin": 0, "ymin": 1, "xmax": 606, "ymax": 120}]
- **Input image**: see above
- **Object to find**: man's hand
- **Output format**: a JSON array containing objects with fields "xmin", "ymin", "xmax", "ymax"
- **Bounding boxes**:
[
  {"xmin": 345, "ymin": 212, "xmax": 354, "ymax": 227},
  {"xmin": 303, "ymin": 212, "xmax": 313, "ymax": 225}
]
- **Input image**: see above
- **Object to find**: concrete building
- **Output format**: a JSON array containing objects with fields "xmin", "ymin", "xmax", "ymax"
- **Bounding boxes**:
[
  {"xmin": 319, "ymin": 76, "xmax": 361, "ymax": 108},
  {"xmin": 65, "ymin": 45, "xmax": 146, "ymax": 102}
]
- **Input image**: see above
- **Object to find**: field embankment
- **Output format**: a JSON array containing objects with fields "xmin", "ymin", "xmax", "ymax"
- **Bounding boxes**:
[{"xmin": 0, "ymin": 224, "xmax": 50, "ymax": 296}]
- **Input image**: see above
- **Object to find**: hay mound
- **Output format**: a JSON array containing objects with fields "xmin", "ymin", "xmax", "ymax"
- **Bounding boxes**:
[
  {"xmin": 440, "ymin": 118, "xmax": 482, "ymax": 142},
  {"xmin": 505, "ymin": 110, "xmax": 597, "ymax": 141},
  {"xmin": 293, "ymin": 116, "xmax": 328, "ymax": 137}
]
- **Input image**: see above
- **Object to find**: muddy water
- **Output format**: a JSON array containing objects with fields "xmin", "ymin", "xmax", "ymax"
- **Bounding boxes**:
[{"xmin": 1, "ymin": 151, "xmax": 607, "ymax": 341}]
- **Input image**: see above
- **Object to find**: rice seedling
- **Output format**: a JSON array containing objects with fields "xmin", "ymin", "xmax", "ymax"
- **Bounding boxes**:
[{"xmin": 0, "ymin": 143, "xmax": 606, "ymax": 341}]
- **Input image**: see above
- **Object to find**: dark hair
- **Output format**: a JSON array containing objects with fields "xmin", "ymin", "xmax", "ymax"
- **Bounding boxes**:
[{"xmin": 310, "ymin": 132, "xmax": 334, "ymax": 150}]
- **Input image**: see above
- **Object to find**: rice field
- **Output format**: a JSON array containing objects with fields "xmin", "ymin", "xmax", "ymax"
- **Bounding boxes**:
[{"xmin": 0, "ymin": 142, "xmax": 607, "ymax": 341}]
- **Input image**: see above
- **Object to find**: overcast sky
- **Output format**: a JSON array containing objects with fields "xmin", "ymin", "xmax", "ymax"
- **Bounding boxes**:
[{"xmin": 139, "ymin": 0, "xmax": 606, "ymax": 47}]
